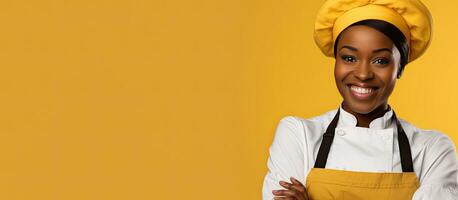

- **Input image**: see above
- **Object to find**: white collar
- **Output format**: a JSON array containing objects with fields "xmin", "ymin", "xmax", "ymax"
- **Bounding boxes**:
[{"xmin": 337, "ymin": 104, "xmax": 394, "ymax": 129}]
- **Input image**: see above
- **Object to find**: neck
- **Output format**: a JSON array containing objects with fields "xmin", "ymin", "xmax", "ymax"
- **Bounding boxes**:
[{"xmin": 342, "ymin": 102, "xmax": 389, "ymax": 128}]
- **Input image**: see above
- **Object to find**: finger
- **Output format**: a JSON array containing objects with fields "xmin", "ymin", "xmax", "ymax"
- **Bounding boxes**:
[
  {"xmin": 289, "ymin": 185, "xmax": 306, "ymax": 194},
  {"xmin": 273, "ymin": 197, "xmax": 295, "ymax": 200},
  {"xmin": 290, "ymin": 177, "xmax": 304, "ymax": 187},
  {"xmin": 276, "ymin": 180, "xmax": 306, "ymax": 199},
  {"xmin": 279, "ymin": 180, "xmax": 292, "ymax": 189},
  {"xmin": 272, "ymin": 189, "xmax": 298, "ymax": 197},
  {"xmin": 288, "ymin": 177, "xmax": 306, "ymax": 194},
  {"xmin": 279, "ymin": 180, "xmax": 306, "ymax": 196}
]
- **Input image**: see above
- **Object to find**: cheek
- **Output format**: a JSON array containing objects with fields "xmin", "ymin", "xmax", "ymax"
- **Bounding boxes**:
[
  {"xmin": 375, "ymin": 66, "xmax": 397, "ymax": 85},
  {"xmin": 334, "ymin": 64, "xmax": 351, "ymax": 96},
  {"xmin": 375, "ymin": 68, "xmax": 397, "ymax": 96},
  {"xmin": 334, "ymin": 63, "xmax": 349, "ymax": 83}
]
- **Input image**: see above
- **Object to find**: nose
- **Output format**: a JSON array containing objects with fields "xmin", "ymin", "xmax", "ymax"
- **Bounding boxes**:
[{"xmin": 353, "ymin": 61, "xmax": 374, "ymax": 80}]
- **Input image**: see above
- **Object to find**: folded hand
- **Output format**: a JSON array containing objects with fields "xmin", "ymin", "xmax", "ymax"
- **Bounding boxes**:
[{"xmin": 272, "ymin": 177, "xmax": 309, "ymax": 200}]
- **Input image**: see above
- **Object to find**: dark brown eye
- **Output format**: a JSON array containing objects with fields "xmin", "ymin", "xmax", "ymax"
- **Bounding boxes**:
[
  {"xmin": 341, "ymin": 55, "xmax": 356, "ymax": 63},
  {"xmin": 373, "ymin": 58, "xmax": 390, "ymax": 65}
]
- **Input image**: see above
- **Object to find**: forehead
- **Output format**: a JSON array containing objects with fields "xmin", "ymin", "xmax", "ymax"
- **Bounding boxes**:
[{"xmin": 336, "ymin": 25, "xmax": 394, "ymax": 49}]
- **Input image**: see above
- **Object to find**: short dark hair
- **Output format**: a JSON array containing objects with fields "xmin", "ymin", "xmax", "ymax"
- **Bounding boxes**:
[{"xmin": 333, "ymin": 19, "xmax": 409, "ymax": 79}]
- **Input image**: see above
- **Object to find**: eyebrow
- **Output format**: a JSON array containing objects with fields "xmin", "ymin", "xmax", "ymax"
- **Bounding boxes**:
[
  {"xmin": 339, "ymin": 45, "xmax": 392, "ymax": 54},
  {"xmin": 372, "ymin": 48, "xmax": 392, "ymax": 54},
  {"xmin": 340, "ymin": 45, "xmax": 357, "ymax": 51}
]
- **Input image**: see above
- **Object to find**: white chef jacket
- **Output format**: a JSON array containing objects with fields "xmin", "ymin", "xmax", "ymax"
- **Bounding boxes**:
[{"xmin": 262, "ymin": 105, "xmax": 458, "ymax": 200}]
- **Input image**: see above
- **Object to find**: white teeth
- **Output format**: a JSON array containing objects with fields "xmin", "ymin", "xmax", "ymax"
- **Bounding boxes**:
[{"xmin": 350, "ymin": 85, "xmax": 373, "ymax": 94}]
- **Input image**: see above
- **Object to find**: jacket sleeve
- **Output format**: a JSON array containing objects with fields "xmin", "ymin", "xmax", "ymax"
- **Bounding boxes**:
[
  {"xmin": 262, "ymin": 116, "xmax": 307, "ymax": 200},
  {"xmin": 412, "ymin": 133, "xmax": 458, "ymax": 200}
]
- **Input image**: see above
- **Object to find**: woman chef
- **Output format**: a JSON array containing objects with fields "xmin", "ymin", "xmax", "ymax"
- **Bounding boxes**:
[{"xmin": 262, "ymin": 0, "xmax": 458, "ymax": 199}]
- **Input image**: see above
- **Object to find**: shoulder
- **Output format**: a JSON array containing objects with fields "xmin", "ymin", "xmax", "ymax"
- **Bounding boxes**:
[
  {"xmin": 274, "ymin": 109, "xmax": 338, "ymax": 140},
  {"xmin": 398, "ymin": 118, "xmax": 458, "ymax": 185},
  {"xmin": 277, "ymin": 109, "xmax": 337, "ymax": 129},
  {"xmin": 397, "ymin": 118, "xmax": 456, "ymax": 152}
]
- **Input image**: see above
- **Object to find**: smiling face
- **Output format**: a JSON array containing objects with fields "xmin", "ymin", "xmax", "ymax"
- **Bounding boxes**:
[{"xmin": 334, "ymin": 25, "xmax": 401, "ymax": 114}]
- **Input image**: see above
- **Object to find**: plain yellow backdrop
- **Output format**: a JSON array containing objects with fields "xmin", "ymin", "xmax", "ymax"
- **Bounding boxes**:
[{"xmin": 0, "ymin": 0, "xmax": 456, "ymax": 199}]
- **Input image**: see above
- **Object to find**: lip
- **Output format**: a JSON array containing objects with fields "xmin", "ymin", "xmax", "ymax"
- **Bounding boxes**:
[{"xmin": 346, "ymin": 84, "xmax": 379, "ymax": 100}]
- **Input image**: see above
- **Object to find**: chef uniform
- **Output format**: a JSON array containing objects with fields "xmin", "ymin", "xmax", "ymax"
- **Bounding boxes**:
[
  {"xmin": 262, "ymin": 105, "xmax": 458, "ymax": 200},
  {"xmin": 262, "ymin": 0, "xmax": 458, "ymax": 199}
]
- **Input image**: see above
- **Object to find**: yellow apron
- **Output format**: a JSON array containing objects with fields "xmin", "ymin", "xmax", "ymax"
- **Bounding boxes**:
[{"xmin": 305, "ymin": 108, "xmax": 420, "ymax": 200}]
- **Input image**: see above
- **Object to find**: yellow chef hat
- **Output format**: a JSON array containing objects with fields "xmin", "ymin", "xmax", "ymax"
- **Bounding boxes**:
[{"xmin": 314, "ymin": 0, "xmax": 433, "ymax": 63}]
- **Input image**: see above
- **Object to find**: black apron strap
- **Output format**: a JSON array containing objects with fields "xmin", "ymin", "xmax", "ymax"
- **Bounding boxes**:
[
  {"xmin": 392, "ymin": 111, "xmax": 414, "ymax": 172},
  {"xmin": 314, "ymin": 109, "xmax": 340, "ymax": 168},
  {"xmin": 313, "ymin": 106, "xmax": 414, "ymax": 172}
]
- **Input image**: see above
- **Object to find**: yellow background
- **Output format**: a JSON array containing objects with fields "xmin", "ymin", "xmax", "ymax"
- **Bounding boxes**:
[{"xmin": 0, "ymin": 0, "xmax": 456, "ymax": 199}]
